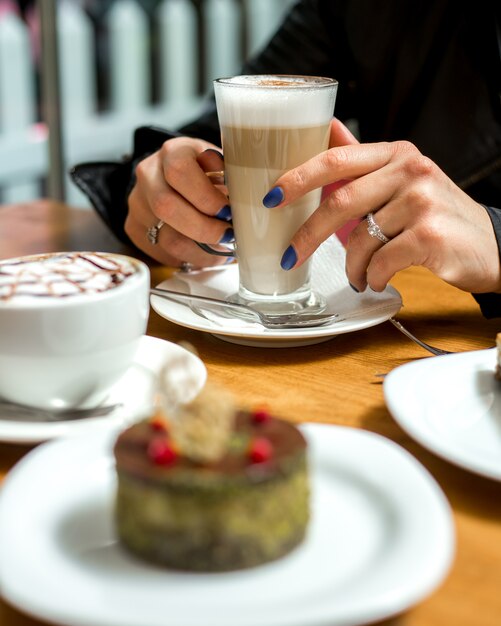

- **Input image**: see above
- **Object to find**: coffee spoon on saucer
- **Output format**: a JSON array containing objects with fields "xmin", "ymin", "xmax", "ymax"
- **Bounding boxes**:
[
  {"xmin": 0, "ymin": 401, "xmax": 122, "ymax": 422},
  {"xmin": 150, "ymin": 287, "xmax": 339, "ymax": 329}
]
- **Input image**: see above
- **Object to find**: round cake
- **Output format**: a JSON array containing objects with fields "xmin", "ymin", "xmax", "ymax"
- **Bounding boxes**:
[{"xmin": 114, "ymin": 404, "xmax": 309, "ymax": 572}]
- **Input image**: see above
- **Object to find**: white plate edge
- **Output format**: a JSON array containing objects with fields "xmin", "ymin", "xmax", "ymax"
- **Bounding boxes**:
[
  {"xmin": 383, "ymin": 348, "xmax": 501, "ymax": 481},
  {"xmin": 0, "ymin": 335, "xmax": 207, "ymax": 445},
  {"xmin": 0, "ymin": 423, "xmax": 455, "ymax": 626}
]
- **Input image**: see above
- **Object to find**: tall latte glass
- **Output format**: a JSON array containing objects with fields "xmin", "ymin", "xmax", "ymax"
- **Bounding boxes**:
[{"xmin": 214, "ymin": 75, "xmax": 338, "ymax": 313}]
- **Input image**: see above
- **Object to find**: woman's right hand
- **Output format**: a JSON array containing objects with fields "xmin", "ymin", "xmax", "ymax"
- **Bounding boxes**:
[
  {"xmin": 125, "ymin": 136, "xmax": 234, "ymax": 268},
  {"xmin": 263, "ymin": 120, "xmax": 501, "ymax": 295}
]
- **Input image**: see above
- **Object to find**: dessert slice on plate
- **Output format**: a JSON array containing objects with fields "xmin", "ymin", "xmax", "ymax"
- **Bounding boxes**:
[{"xmin": 114, "ymin": 378, "xmax": 309, "ymax": 571}]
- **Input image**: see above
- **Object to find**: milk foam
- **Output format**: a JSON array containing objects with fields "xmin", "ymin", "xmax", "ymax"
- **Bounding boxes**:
[
  {"xmin": 0, "ymin": 252, "xmax": 137, "ymax": 302},
  {"xmin": 214, "ymin": 75, "xmax": 337, "ymax": 128}
]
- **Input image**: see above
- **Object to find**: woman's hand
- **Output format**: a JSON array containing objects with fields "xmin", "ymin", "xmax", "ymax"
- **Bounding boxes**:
[
  {"xmin": 125, "ymin": 136, "xmax": 234, "ymax": 268},
  {"xmin": 262, "ymin": 119, "xmax": 501, "ymax": 294}
]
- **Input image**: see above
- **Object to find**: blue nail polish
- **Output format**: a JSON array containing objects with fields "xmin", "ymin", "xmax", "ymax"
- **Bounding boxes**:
[
  {"xmin": 219, "ymin": 228, "xmax": 235, "ymax": 244},
  {"xmin": 216, "ymin": 205, "xmax": 232, "ymax": 221},
  {"xmin": 280, "ymin": 245, "xmax": 297, "ymax": 270},
  {"xmin": 263, "ymin": 186, "xmax": 284, "ymax": 208},
  {"xmin": 349, "ymin": 282, "xmax": 360, "ymax": 293}
]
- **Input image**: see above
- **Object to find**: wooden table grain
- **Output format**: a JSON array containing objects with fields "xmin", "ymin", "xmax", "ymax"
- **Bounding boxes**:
[{"xmin": 0, "ymin": 200, "xmax": 500, "ymax": 626}]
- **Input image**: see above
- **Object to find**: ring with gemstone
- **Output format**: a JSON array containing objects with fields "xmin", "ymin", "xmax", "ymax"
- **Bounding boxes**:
[
  {"xmin": 146, "ymin": 220, "xmax": 165, "ymax": 245},
  {"xmin": 366, "ymin": 212, "xmax": 390, "ymax": 244}
]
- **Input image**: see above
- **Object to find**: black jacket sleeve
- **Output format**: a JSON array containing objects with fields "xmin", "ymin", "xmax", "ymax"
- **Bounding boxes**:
[
  {"xmin": 70, "ymin": 126, "xmax": 181, "ymax": 244},
  {"xmin": 472, "ymin": 205, "xmax": 501, "ymax": 318}
]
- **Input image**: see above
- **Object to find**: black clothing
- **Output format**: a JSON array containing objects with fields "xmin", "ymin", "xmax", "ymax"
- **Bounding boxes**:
[{"xmin": 71, "ymin": 0, "xmax": 501, "ymax": 316}]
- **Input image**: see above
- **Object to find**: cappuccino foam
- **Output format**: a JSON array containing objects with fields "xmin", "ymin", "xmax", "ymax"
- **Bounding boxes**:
[
  {"xmin": 0, "ymin": 252, "xmax": 137, "ymax": 302},
  {"xmin": 214, "ymin": 75, "xmax": 336, "ymax": 128}
]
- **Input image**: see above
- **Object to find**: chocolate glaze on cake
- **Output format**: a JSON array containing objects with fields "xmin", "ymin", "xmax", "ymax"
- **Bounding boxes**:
[{"xmin": 114, "ymin": 411, "xmax": 305, "ymax": 482}]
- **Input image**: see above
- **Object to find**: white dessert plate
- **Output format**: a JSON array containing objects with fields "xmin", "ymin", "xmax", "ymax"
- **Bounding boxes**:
[
  {"xmin": 0, "ymin": 424, "xmax": 454, "ymax": 626},
  {"xmin": 150, "ymin": 238, "xmax": 402, "ymax": 348},
  {"xmin": 0, "ymin": 336, "xmax": 206, "ymax": 445},
  {"xmin": 384, "ymin": 348, "xmax": 501, "ymax": 481}
]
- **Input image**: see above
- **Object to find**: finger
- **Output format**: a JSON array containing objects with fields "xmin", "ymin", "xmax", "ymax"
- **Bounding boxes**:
[
  {"xmin": 329, "ymin": 118, "xmax": 360, "ymax": 147},
  {"xmin": 365, "ymin": 229, "xmax": 426, "ymax": 292},
  {"xmin": 262, "ymin": 141, "xmax": 396, "ymax": 209},
  {"xmin": 197, "ymin": 149, "xmax": 227, "ymax": 204},
  {"xmin": 134, "ymin": 158, "xmax": 234, "ymax": 245},
  {"xmin": 345, "ymin": 206, "xmax": 407, "ymax": 291},
  {"xmin": 284, "ymin": 161, "xmax": 403, "ymax": 269},
  {"xmin": 161, "ymin": 142, "xmax": 230, "ymax": 218},
  {"xmin": 125, "ymin": 211, "xmax": 229, "ymax": 268},
  {"xmin": 197, "ymin": 148, "xmax": 225, "ymax": 184}
]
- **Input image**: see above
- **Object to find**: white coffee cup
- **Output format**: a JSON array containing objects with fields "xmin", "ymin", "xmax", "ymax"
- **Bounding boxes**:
[{"xmin": 0, "ymin": 251, "xmax": 150, "ymax": 410}]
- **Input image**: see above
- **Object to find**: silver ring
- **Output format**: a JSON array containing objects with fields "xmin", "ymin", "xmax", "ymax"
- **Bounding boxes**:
[
  {"xmin": 146, "ymin": 220, "xmax": 165, "ymax": 245},
  {"xmin": 180, "ymin": 261, "xmax": 194, "ymax": 273},
  {"xmin": 366, "ymin": 212, "xmax": 390, "ymax": 244}
]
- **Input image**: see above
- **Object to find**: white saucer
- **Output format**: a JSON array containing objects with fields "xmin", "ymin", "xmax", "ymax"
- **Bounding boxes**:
[
  {"xmin": 151, "ymin": 239, "xmax": 402, "ymax": 348},
  {"xmin": 0, "ymin": 336, "xmax": 206, "ymax": 445},
  {"xmin": 384, "ymin": 348, "xmax": 501, "ymax": 481},
  {"xmin": 0, "ymin": 424, "xmax": 454, "ymax": 626}
]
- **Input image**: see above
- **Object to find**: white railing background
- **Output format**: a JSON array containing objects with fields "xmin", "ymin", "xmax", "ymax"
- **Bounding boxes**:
[{"xmin": 0, "ymin": 0, "xmax": 294, "ymax": 207}]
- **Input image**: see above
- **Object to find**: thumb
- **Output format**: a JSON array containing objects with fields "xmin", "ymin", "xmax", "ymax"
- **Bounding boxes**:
[{"xmin": 329, "ymin": 118, "xmax": 360, "ymax": 147}]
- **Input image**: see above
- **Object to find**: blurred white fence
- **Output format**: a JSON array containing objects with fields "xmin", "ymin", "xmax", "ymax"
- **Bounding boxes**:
[{"xmin": 0, "ymin": 0, "xmax": 294, "ymax": 206}]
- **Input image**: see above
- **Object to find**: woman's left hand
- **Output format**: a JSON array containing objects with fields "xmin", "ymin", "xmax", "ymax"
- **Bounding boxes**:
[{"xmin": 263, "ymin": 119, "xmax": 501, "ymax": 294}]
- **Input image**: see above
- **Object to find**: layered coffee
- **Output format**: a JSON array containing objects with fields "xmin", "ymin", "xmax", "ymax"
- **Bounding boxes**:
[
  {"xmin": 222, "ymin": 124, "xmax": 330, "ymax": 297},
  {"xmin": 0, "ymin": 252, "xmax": 137, "ymax": 301},
  {"xmin": 214, "ymin": 75, "xmax": 337, "ymax": 303}
]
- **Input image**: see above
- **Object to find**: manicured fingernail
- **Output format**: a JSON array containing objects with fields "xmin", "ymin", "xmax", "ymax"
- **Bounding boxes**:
[
  {"xmin": 225, "ymin": 256, "xmax": 235, "ymax": 264},
  {"xmin": 280, "ymin": 245, "xmax": 297, "ymax": 270},
  {"xmin": 349, "ymin": 282, "xmax": 360, "ymax": 293},
  {"xmin": 219, "ymin": 228, "xmax": 235, "ymax": 244},
  {"xmin": 216, "ymin": 205, "xmax": 232, "ymax": 221},
  {"xmin": 263, "ymin": 186, "xmax": 284, "ymax": 208},
  {"xmin": 204, "ymin": 148, "xmax": 224, "ymax": 161}
]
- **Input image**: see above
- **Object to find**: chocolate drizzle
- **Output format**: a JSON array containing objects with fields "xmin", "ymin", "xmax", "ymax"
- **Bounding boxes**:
[{"xmin": 0, "ymin": 252, "xmax": 137, "ymax": 301}]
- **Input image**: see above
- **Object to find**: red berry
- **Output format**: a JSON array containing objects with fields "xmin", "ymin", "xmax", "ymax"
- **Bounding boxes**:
[
  {"xmin": 252, "ymin": 407, "xmax": 271, "ymax": 424},
  {"xmin": 150, "ymin": 416, "xmax": 168, "ymax": 432},
  {"xmin": 147, "ymin": 438, "xmax": 177, "ymax": 466},
  {"xmin": 249, "ymin": 437, "xmax": 273, "ymax": 463}
]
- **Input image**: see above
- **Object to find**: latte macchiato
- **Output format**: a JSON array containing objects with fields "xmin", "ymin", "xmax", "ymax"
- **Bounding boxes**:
[
  {"xmin": 0, "ymin": 251, "xmax": 149, "ymax": 410},
  {"xmin": 214, "ymin": 75, "xmax": 338, "ymax": 310}
]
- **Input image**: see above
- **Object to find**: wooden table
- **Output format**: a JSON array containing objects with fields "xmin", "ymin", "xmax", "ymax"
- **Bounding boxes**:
[{"xmin": 1, "ymin": 200, "xmax": 500, "ymax": 626}]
